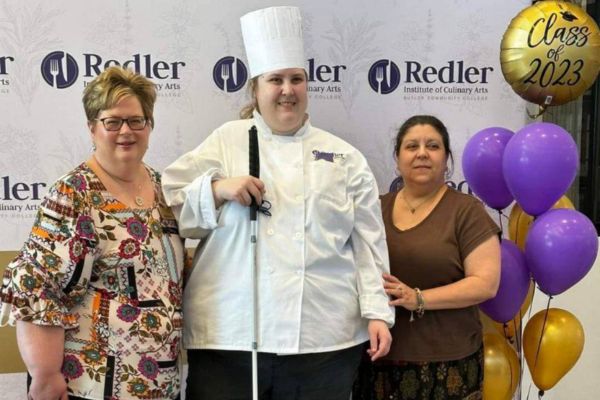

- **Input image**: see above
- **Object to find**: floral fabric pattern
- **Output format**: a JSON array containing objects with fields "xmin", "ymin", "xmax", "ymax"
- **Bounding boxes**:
[
  {"xmin": 0, "ymin": 163, "xmax": 185, "ymax": 400},
  {"xmin": 353, "ymin": 346, "xmax": 484, "ymax": 400}
]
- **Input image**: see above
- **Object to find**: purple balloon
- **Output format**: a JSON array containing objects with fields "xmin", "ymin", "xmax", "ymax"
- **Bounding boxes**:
[
  {"xmin": 525, "ymin": 209, "xmax": 599, "ymax": 296},
  {"xmin": 463, "ymin": 127, "xmax": 514, "ymax": 210},
  {"xmin": 503, "ymin": 122, "xmax": 578, "ymax": 216},
  {"xmin": 480, "ymin": 240, "xmax": 530, "ymax": 323}
]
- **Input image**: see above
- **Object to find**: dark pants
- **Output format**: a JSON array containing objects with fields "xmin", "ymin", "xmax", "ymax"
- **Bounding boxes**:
[{"xmin": 186, "ymin": 344, "xmax": 364, "ymax": 400}]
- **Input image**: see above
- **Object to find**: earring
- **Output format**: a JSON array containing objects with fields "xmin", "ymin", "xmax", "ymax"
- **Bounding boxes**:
[
  {"xmin": 445, "ymin": 165, "xmax": 452, "ymax": 179},
  {"xmin": 91, "ymin": 143, "xmax": 96, "ymax": 151}
]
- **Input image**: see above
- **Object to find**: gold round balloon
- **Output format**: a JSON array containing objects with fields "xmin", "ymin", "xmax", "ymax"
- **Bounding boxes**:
[
  {"xmin": 523, "ymin": 308, "xmax": 585, "ymax": 391},
  {"xmin": 483, "ymin": 333, "xmax": 521, "ymax": 400},
  {"xmin": 508, "ymin": 195, "xmax": 574, "ymax": 251},
  {"xmin": 501, "ymin": 1, "xmax": 600, "ymax": 106}
]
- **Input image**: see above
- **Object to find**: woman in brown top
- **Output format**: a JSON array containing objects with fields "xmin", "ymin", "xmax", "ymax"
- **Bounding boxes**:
[{"xmin": 353, "ymin": 115, "xmax": 501, "ymax": 400}]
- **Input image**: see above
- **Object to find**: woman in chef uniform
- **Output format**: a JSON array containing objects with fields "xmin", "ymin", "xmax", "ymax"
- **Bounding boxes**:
[{"xmin": 162, "ymin": 6, "xmax": 394, "ymax": 400}]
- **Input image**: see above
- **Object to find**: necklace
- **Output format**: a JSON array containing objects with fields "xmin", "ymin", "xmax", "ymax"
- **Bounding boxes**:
[
  {"xmin": 92, "ymin": 156, "xmax": 145, "ymax": 207},
  {"xmin": 400, "ymin": 186, "xmax": 443, "ymax": 214}
]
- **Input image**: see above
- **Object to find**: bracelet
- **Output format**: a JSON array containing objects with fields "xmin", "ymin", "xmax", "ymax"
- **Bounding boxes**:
[{"xmin": 409, "ymin": 287, "xmax": 426, "ymax": 322}]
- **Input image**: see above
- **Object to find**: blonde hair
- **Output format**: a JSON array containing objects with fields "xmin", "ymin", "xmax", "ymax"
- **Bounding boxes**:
[
  {"xmin": 82, "ymin": 66, "xmax": 157, "ymax": 127},
  {"xmin": 239, "ymin": 77, "xmax": 259, "ymax": 119}
]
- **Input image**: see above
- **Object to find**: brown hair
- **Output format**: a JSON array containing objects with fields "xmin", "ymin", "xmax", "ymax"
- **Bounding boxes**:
[{"xmin": 82, "ymin": 66, "xmax": 157, "ymax": 127}]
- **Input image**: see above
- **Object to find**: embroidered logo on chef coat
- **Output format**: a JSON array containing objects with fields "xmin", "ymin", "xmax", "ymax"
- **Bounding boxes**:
[{"xmin": 312, "ymin": 150, "xmax": 346, "ymax": 164}]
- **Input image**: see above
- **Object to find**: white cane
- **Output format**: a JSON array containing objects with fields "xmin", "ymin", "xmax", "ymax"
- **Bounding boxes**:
[
  {"xmin": 249, "ymin": 125, "xmax": 260, "ymax": 400},
  {"xmin": 250, "ymin": 215, "xmax": 258, "ymax": 400}
]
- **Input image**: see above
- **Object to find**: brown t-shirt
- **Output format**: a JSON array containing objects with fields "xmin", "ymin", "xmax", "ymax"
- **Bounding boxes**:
[{"xmin": 381, "ymin": 187, "xmax": 500, "ymax": 362}]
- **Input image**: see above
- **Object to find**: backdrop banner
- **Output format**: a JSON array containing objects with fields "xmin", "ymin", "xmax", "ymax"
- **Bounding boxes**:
[{"xmin": 0, "ymin": 0, "xmax": 529, "ymax": 250}]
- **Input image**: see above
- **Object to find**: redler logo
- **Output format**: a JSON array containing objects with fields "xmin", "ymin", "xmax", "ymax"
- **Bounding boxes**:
[
  {"xmin": 41, "ymin": 51, "xmax": 79, "ymax": 88},
  {"xmin": 369, "ymin": 59, "xmax": 494, "ymax": 94},
  {"xmin": 41, "ymin": 51, "xmax": 186, "ymax": 89}
]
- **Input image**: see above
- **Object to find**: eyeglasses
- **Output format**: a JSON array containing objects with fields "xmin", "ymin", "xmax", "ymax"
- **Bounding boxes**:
[{"xmin": 95, "ymin": 117, "xmax": 148, "ymax": 131}]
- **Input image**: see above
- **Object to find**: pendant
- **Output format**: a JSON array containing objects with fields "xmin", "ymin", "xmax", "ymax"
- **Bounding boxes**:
[{"xmin": 135, "ymin": 196, "xmax": 144, "ymax": 207}]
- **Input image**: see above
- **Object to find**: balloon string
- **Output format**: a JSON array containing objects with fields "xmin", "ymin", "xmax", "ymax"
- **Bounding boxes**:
[
  {"xmin": 513, "ymin": 207, "xmax": 524, "ymax": 249},
  {"xmin": 501, "ymin": 318, "xmax": 521, "ymax": 399},
  {"xmin": 533, "ymin": 296, "xmax": 553, "ymax": 370},
  {"xmin": 508, "ymin": 338, "xmax": 516, "ymax": 399},
  {"xmin": 515, "ymin": 310, "xmax": 523, "ymax": 400},
  {"xmin": 504, "ymin": 319, "xmax": 520, "ymax": 400},
  {"xmin": 539, "ymin": 389, "xmax": 545, "ymax": 399},
  {"xmin": 503, "ymin": 322, "xmax": 513, "ymax": 344},
  {"xmin": 497, "ymin": 209, "xmax": 504, "ymax": 238},
  {"xmin": 516, "ymin": 309, "xmax": 522, "ymax": 349},
  {"xmin": 499, "ymin": 209, "xmax": 510, "ymax": 224},
  {"xmin": 528, "ymin": 280, "xmax": 537, "ymax": 319},
  {"xmin": 522, "ymin": 282, "xmax": 537, "ymax": 400}
]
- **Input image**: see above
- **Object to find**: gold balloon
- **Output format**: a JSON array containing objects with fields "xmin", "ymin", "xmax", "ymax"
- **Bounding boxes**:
[
  {"xmin": 523, "ymin": 308, "xmax": 584, "ymax": 391},
  {"xmin": 501, "ymin": 1, "xmax": 600, "ymax": 107},
  {"xmin": 483, "ymin": 333, "xmax": 521, "ymax": 400},
  {"xmin": 508, "ymin": 196, "xmax": 574, "ymax": 250}
]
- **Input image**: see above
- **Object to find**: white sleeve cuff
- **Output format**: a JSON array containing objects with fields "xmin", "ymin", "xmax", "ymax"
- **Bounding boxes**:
[{"xmin": 360, "ymin": 294, "xmax": 395, "ymax": 327}]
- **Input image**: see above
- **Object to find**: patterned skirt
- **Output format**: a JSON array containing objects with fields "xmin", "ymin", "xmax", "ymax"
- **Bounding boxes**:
[{"xmin": 352, "ymin": 346, "xmax": 483, "ymax": 400}]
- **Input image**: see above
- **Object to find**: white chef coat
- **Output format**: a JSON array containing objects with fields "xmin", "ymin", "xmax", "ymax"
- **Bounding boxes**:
[{"xmin": 162, "ymin": 111, "xmax": 394, "ymax": 354}]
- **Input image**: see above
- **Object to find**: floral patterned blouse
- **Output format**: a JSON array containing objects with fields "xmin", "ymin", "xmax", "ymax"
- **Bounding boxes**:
[{"xmin": 0, "ymin": 163, "xmax": 185, "ymax": 400}]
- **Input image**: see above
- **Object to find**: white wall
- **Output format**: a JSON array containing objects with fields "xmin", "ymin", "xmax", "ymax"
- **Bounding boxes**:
[{"xmin": 0, "ymin": 0, "xmax": 529, "ymax": 249}]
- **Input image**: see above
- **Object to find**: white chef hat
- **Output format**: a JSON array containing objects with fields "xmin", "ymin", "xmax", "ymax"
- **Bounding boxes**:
[{"xmin": 240, "ymin": 6, "xmax": 305, "ymax": 78}]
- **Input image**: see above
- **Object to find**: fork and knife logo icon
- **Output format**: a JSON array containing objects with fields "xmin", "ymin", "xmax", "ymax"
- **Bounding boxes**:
[
  {"xmin": 213, "ymin": 56, "xmax": 247, "ymax": 93},
  {"xmin": 41, "ymin": 51, "xmax": 79, "ymax": 89},
  {"xmin": 368, "ymin": 59, "xmax": 400, "ymax": 95}
]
